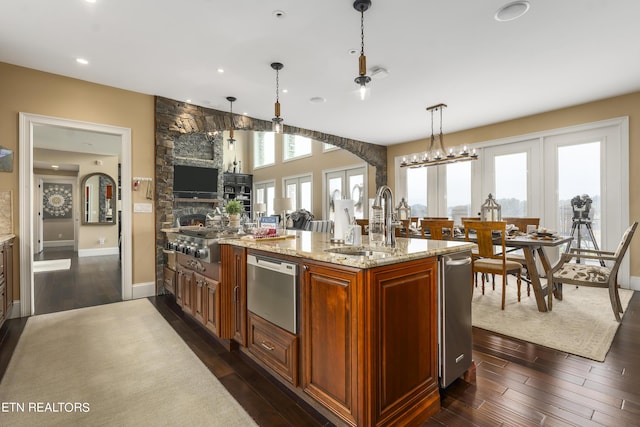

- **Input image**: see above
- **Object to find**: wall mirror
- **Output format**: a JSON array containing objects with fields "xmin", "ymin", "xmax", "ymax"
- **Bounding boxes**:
[{"xmin": 82, "ymin": 172, "xmax": 116, "ymax": 225}]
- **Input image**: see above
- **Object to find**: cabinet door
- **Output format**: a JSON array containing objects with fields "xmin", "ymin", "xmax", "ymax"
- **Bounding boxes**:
[
  {"xmin": 177, "ymin": 266, "xmax": 193, "ymax": 313},
  {"xmin": 192, "ymin": 273, "xmax": 207, "ymax": 325},
  {"xmin": 301, "ymin": 260, "xmax": 361, "ymax": 426},
  {"xmin": 204, "ymin": 276, "xmax": 220, "ymax": 336},
  {"xmin": 231, "ymin": 247, "xmax": 247, "ymax": 345},
  {"xmin": 368, "ymin": 257, "xmax": 439, "ymax": 425},
  {"xmin": 163, "ymin": 266, "xmax": 176, "ymax": 295}
]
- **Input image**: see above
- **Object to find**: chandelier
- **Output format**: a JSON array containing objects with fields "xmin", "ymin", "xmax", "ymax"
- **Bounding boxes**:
[
  {"xmin": 400, "ymin": 103, "xmax": 478, "ymax": 168},
  {"xmin": 226, "ymin": 96, "xmax": 236, "ymax": 150}
]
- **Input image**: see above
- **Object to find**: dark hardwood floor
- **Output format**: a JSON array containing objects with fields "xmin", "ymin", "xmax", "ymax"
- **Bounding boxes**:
[
  {"xmin": 2, "ymin": 272, "xmax": 639, "ymax": 426},
  {"xmin": 33, "ymin": 247, "xmax": 121, "ymax": 314}
]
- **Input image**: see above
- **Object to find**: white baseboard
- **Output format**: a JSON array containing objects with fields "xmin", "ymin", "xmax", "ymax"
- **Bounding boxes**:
[
  {"xmin": 43, "ymin": 240, "xmax": 74, "ymax": 248},
  {"xmin": 627, "ymin": 275, "xmax": 640, "ymax": 291},
  {"xmin": 78, "ymin": 247, "xmax": 119, "ymax": 257},
  {"xmin": 7, "ymin": 300, "xmax": 20, "ymax": 319},
  {"xmin": 132, "ymin": 281, "xmax": 155, "ymax": 299}
]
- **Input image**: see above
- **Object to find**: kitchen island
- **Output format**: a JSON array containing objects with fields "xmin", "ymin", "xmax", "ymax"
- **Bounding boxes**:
[{"xmin": 221, "ymin": 230, "xmax": 475, "ymax": 427}]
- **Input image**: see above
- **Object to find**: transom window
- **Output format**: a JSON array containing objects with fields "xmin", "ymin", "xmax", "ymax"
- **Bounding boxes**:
[
  {"xmin": 253, "ymin": 132, "xmax": 275, "ymax": 168},
  {"xmin": 283, "ymin": 135, "xmax": 312, "ymax": 161}
]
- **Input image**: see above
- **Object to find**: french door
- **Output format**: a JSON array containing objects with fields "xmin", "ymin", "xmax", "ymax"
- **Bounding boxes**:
[{"xmin": 324, "ymin": 165, "xmax": 367, "ymax": 221}]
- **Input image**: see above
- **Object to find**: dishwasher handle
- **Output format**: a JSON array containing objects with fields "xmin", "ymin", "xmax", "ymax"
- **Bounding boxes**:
[{"xmin": 444, "ymin": 256, "xmax": 471, "ymax": 267}]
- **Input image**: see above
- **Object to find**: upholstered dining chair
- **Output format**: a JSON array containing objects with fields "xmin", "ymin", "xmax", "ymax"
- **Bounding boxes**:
[
  {"xmin": 463, "ymin": 220, "xmax": 523, "ymax": 310},
  {"xmin": 548, "ymin": 221, "xmax": 638, "ymax": 322},
  {"xmin": 420, "ymin": 219, "xmax": 455, "ymax": 240}
]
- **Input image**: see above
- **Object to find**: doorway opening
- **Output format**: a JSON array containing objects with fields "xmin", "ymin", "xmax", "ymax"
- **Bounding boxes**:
[{"xmin": 18, "ymin": 113, "xmax": 132, "ymax": 317}]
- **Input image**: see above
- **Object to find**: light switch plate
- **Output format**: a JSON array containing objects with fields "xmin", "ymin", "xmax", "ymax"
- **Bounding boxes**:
[{"xmin": 133, "ymin": 203, "xmax": 153, "ymax": 213}]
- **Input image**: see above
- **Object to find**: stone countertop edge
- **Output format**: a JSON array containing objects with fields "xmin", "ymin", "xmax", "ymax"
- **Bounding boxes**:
[
  {"xmin": 0, "ymin": 234, "xmax": 16, "ymax": 243},
  {"xmin": 219, "ymin": 230, "xmax": 476, "ymax": 269}
]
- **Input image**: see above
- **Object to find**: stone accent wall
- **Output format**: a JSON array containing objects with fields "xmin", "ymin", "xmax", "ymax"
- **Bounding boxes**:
[{"xmin": 154, "ymin": 96, "xmax": 387, "ymax": 292}]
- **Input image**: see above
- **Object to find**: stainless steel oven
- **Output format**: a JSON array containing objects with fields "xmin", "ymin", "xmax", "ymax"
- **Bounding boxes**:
[{"xmin": 246, "ymin": 254, "xmax": 298, "ymax": 334}]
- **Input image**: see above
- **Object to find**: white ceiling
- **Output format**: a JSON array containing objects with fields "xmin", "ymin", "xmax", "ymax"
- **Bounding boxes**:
[{"xmin": 2, "ymin": 0, "xmax": 640, "ymax": 146}]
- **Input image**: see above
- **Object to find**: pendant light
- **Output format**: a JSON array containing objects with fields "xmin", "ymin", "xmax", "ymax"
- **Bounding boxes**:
[
  {"xmin": 400, "ymin": 103, "xmax": 479, "ymax": 168},
  {"xmin": 226, "ymin": 96, "xmax": 236, "ymax": 150},
  {"xmin": 271, "ymin": 62, "xmax": 284, "ymax": 134},
  {"xmin": 353, "ymin": 0, "xmax": 372, "ymax": 101}
]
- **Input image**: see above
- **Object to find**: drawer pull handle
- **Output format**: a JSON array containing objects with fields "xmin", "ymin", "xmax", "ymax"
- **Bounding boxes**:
[{"xmin": 260, "ymin": 341, "xmax": 275, "ymax": 351}]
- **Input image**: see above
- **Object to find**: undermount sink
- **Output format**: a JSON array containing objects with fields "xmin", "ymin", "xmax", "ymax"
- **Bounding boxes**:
[{"xmin": 324, "ymin": 246, "xmax": 394, "ymax": 257}]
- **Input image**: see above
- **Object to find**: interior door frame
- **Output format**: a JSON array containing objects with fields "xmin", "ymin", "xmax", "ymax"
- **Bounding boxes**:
[{"xmin": 18, "ymin": 112, "xmax": 133, "ymax": 316}]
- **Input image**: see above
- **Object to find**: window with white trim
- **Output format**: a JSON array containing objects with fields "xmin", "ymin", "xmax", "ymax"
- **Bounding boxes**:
[
  {"xmin": 283, "ymin": 135, "xmax": 312, "ymax": 161},
  {"xmin": 253, "ymin": 132, "xmax": 275, "ymax": 168}
]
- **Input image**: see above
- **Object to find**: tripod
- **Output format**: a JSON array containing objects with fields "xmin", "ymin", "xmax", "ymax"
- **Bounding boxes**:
[{"xmin": 565, "ymin": 218, "xmax": 605, "ymax": 267}]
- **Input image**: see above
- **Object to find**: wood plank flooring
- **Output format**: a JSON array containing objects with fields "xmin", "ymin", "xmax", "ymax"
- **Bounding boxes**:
[
  {"xmin": 2, "ymin": 270, "xmax": 639, "ymax": 425},
  {"xmin": 33, "ymin": 248, "xmax": 121, "ymax": 314}
]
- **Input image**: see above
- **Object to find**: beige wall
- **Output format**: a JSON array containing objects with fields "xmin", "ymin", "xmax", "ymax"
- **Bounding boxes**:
[
  {"xmin": 249, "ymin": 133, "xmax": 376, "ymax": 220},
  {"xmin": 0, "ymin": 61, "xmax": 155, "ymax": 299},
  {"xmin": 387, "ymin": 91, "xmax": 640, "ymax": 277}
]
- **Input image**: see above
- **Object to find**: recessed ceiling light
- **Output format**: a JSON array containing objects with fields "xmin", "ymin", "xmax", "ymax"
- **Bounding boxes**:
[
  {"xmin": 309, "ymin": 97, "xmax": 326, "ymax": 104},
  {"xmin": 494, "ymin": 1, "xmax": 530, "ymax": 22},
  {"xmin": 348, "ymin": 48, "xmax": 358, "ymax": 56},
  {"xmin": 85, "ymin": 0, "xmax": 96, "ymax": 3},
  {"xmin": 272, "ymin": 10, "xmax": 286, "ymax": 18},
  {"xmin": 243, "ymin": 112, "xmax": 248, "ymax": 116},
  {"xmin": 51, "ymin": 165, "xmax": 60, "ymax": 169},
  {"xmin": 186, "ymin": 99, "xmax": 192, "ymax": 103},
  {"xmin": 76, "ymin": 58, "xmax": 89, "ymax": 65},
  {"xmin": 217, "ymin": 68, "xmax": 224, "ymax": 73},
  {"xmin": 282, "ymin": 89, "xmax": 288, "ymax": 93}
]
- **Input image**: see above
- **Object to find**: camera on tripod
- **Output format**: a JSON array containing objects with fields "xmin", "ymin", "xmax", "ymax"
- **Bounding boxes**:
[{"xmin": 570, "ymin": 194, "xmax": 592, "ymax": 220}]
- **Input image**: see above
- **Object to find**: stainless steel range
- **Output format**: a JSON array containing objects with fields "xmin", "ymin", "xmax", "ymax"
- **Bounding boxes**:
[{"xmin": 166, "ymin": 228, "xmax": 229, "ymax": 263}]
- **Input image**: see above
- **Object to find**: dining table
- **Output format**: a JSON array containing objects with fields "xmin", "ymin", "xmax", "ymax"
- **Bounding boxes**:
[{"xmin": 502, "ymin": 234, "xmax": 573, "ymax": 312}]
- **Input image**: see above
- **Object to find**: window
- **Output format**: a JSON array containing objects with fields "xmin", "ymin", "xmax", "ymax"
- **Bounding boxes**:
[
  {"xmin": 324, "ymin": 166, "xmax": 367, "ymax": 220},
  {"xmin": 494, "ymin": 152, "xmax": 527, "ymax": 217},
  {"xmin": 446, "ymin": 162, "xmax": 472, "ymax": 223},
  {"xmin": 323, "ymin": 143, "xmax": 339, "ymax": 152},
  {"xmin": 254, "ymin": 180, "xmax": 275, "ymax": 215},
  {"xmin": 283, "ymin": 135, "xmax": 312, "ymax": 161},
  {"xmin": 284, "ymin": 175, "xmax": 312, "ymax": 212},
  {"xmin": 253, "ymin": 132, "xmax": 275, "ymax": 168},
  {"xmin": 406, "ymin": 167, "xmax": 428, "ymax": 217}
]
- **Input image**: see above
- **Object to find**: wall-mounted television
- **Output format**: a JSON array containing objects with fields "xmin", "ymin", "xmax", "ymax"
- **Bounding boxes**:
[{"xmin": 173, "ymin": 165, "xmax": 218, "ymax": 199}]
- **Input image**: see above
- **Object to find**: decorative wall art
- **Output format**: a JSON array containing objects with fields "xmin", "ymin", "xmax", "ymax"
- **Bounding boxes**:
[
  {"xmin": 0, "ymin": 146, "xmax": 13, "ymax": 172},
  {"xmin": 43, "ymin": 183, "xmax": 73, "ymax": 219}
]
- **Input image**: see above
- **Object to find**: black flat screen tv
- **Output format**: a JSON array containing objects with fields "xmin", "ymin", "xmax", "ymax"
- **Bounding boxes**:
[{"xmin": 173, "ymin": 165, "xmax": 218, "ymax": 199}]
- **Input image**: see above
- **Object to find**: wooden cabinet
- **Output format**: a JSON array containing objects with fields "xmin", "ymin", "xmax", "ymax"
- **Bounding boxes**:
[
  {"xmin": 301, "ymin": 260, "xmax": 362, "ymax": 426},
  {"xmin": 248, "ymin": 312, "xmax": 299, "ymax": 386},
  {"xmin": 163, "ymin": 266, "xmax": 176, "ymax": 295},
  {"xmin": 192, "ymin": 273, "xmax": 207, "ymax": 324},
  {"xmin": 1, "ymin": 238, "xmax": 14, "ymax": 328},
  {"xmin": 301, "ymin": 257, "xmax": 440, "ymax": 427},
  {"xmin": 176, "ymin": 265, "xmax": 193, "ymax": 314},
  {"xmin": 204, "ymin": 276, "xmax": 221, "ymax": 336},
  {"xmin": 222, "ymin": 245, "xmax": 247, "ymax": 346}
]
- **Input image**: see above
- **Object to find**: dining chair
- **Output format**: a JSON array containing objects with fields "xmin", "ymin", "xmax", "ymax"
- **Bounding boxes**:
[
  {"xmin": 395, "ymin": 219, "xmax": 411, "ymax": 237},
  {"xmin": 355, "ymin": 219, "xmax": 368, "ymax": 234},
  {"xmin": 306, "ymin": 220, "xmax": 333, "ymax": 233},
  {"xmin": 502, "ymin": 217, "xmax": 541, "ymax": 296},
  {"xmin": 548, "ymin": 221, "xmax": 637, "ymax": 321},
  {"xmin": 420, "ymin": 219, "xmax": 454, "ymax": 240},
  {"xmin": 463, "ymin": 220, "xmax": 523, "ymax": 310}
]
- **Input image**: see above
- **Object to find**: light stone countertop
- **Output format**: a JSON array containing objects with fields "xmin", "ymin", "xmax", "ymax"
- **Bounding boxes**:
[
  {"xmin": 0, "ymin": 234, "xmax": 16, "ymax": 244},
  {"xmin": 220, "ymin": 230, "xmax": 476, "ymax": 269}
]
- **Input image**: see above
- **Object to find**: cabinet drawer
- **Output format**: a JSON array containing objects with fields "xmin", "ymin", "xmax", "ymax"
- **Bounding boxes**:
[
  {"xmin": 248, "ymin": 312, "xmax": 298, "ymax": 386},
  {"xmin": 163, "ymin": 266, "xmax": 176, "ymax": 295}
]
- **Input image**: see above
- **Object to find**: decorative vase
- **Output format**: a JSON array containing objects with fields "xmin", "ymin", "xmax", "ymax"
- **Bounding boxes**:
[{"xmin": 229, "ymin": 214, "xmax": 241, "ymax": 228}]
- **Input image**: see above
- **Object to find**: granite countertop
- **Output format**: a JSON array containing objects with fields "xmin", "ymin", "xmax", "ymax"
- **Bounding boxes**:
[
  {"xmin": 0, "ymin": 234, "xmax": 16, "ymax": 244},
  {"xmin": 220, "ymin": 230, "xmax": 476, "ymax": 269}
]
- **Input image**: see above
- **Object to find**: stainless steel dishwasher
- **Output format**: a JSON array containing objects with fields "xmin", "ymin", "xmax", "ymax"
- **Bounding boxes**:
[
  {"xmin": 438, "ymin": 250, "xmax": 473, "ymax": 388},
  {"xmin": 246, "ymin": 254, "xmax": 299, "ymax": 334}
]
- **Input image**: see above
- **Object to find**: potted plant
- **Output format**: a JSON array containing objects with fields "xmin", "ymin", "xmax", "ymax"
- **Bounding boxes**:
[{"xmin": 225, "ymin": 199, "xmax": 243, "ymax": 227}]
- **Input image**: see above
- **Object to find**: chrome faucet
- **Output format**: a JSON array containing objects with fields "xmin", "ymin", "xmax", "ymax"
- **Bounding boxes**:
[{"xmin": 373, "ymin": 185, "xmax": 397, "ymax": 247}]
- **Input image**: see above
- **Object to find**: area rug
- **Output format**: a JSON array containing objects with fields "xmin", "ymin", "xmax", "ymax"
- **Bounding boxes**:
[
  {"xmin": 0, "ymin": 299, "xmax": 258, "ymax": 426},
  {"xmin": 33, "ymin": 258, "xmax": 71, "ymax": 273},
  {"xmin": 472, "ymin": 284, "xmax": 634, "ymax": 362}
]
